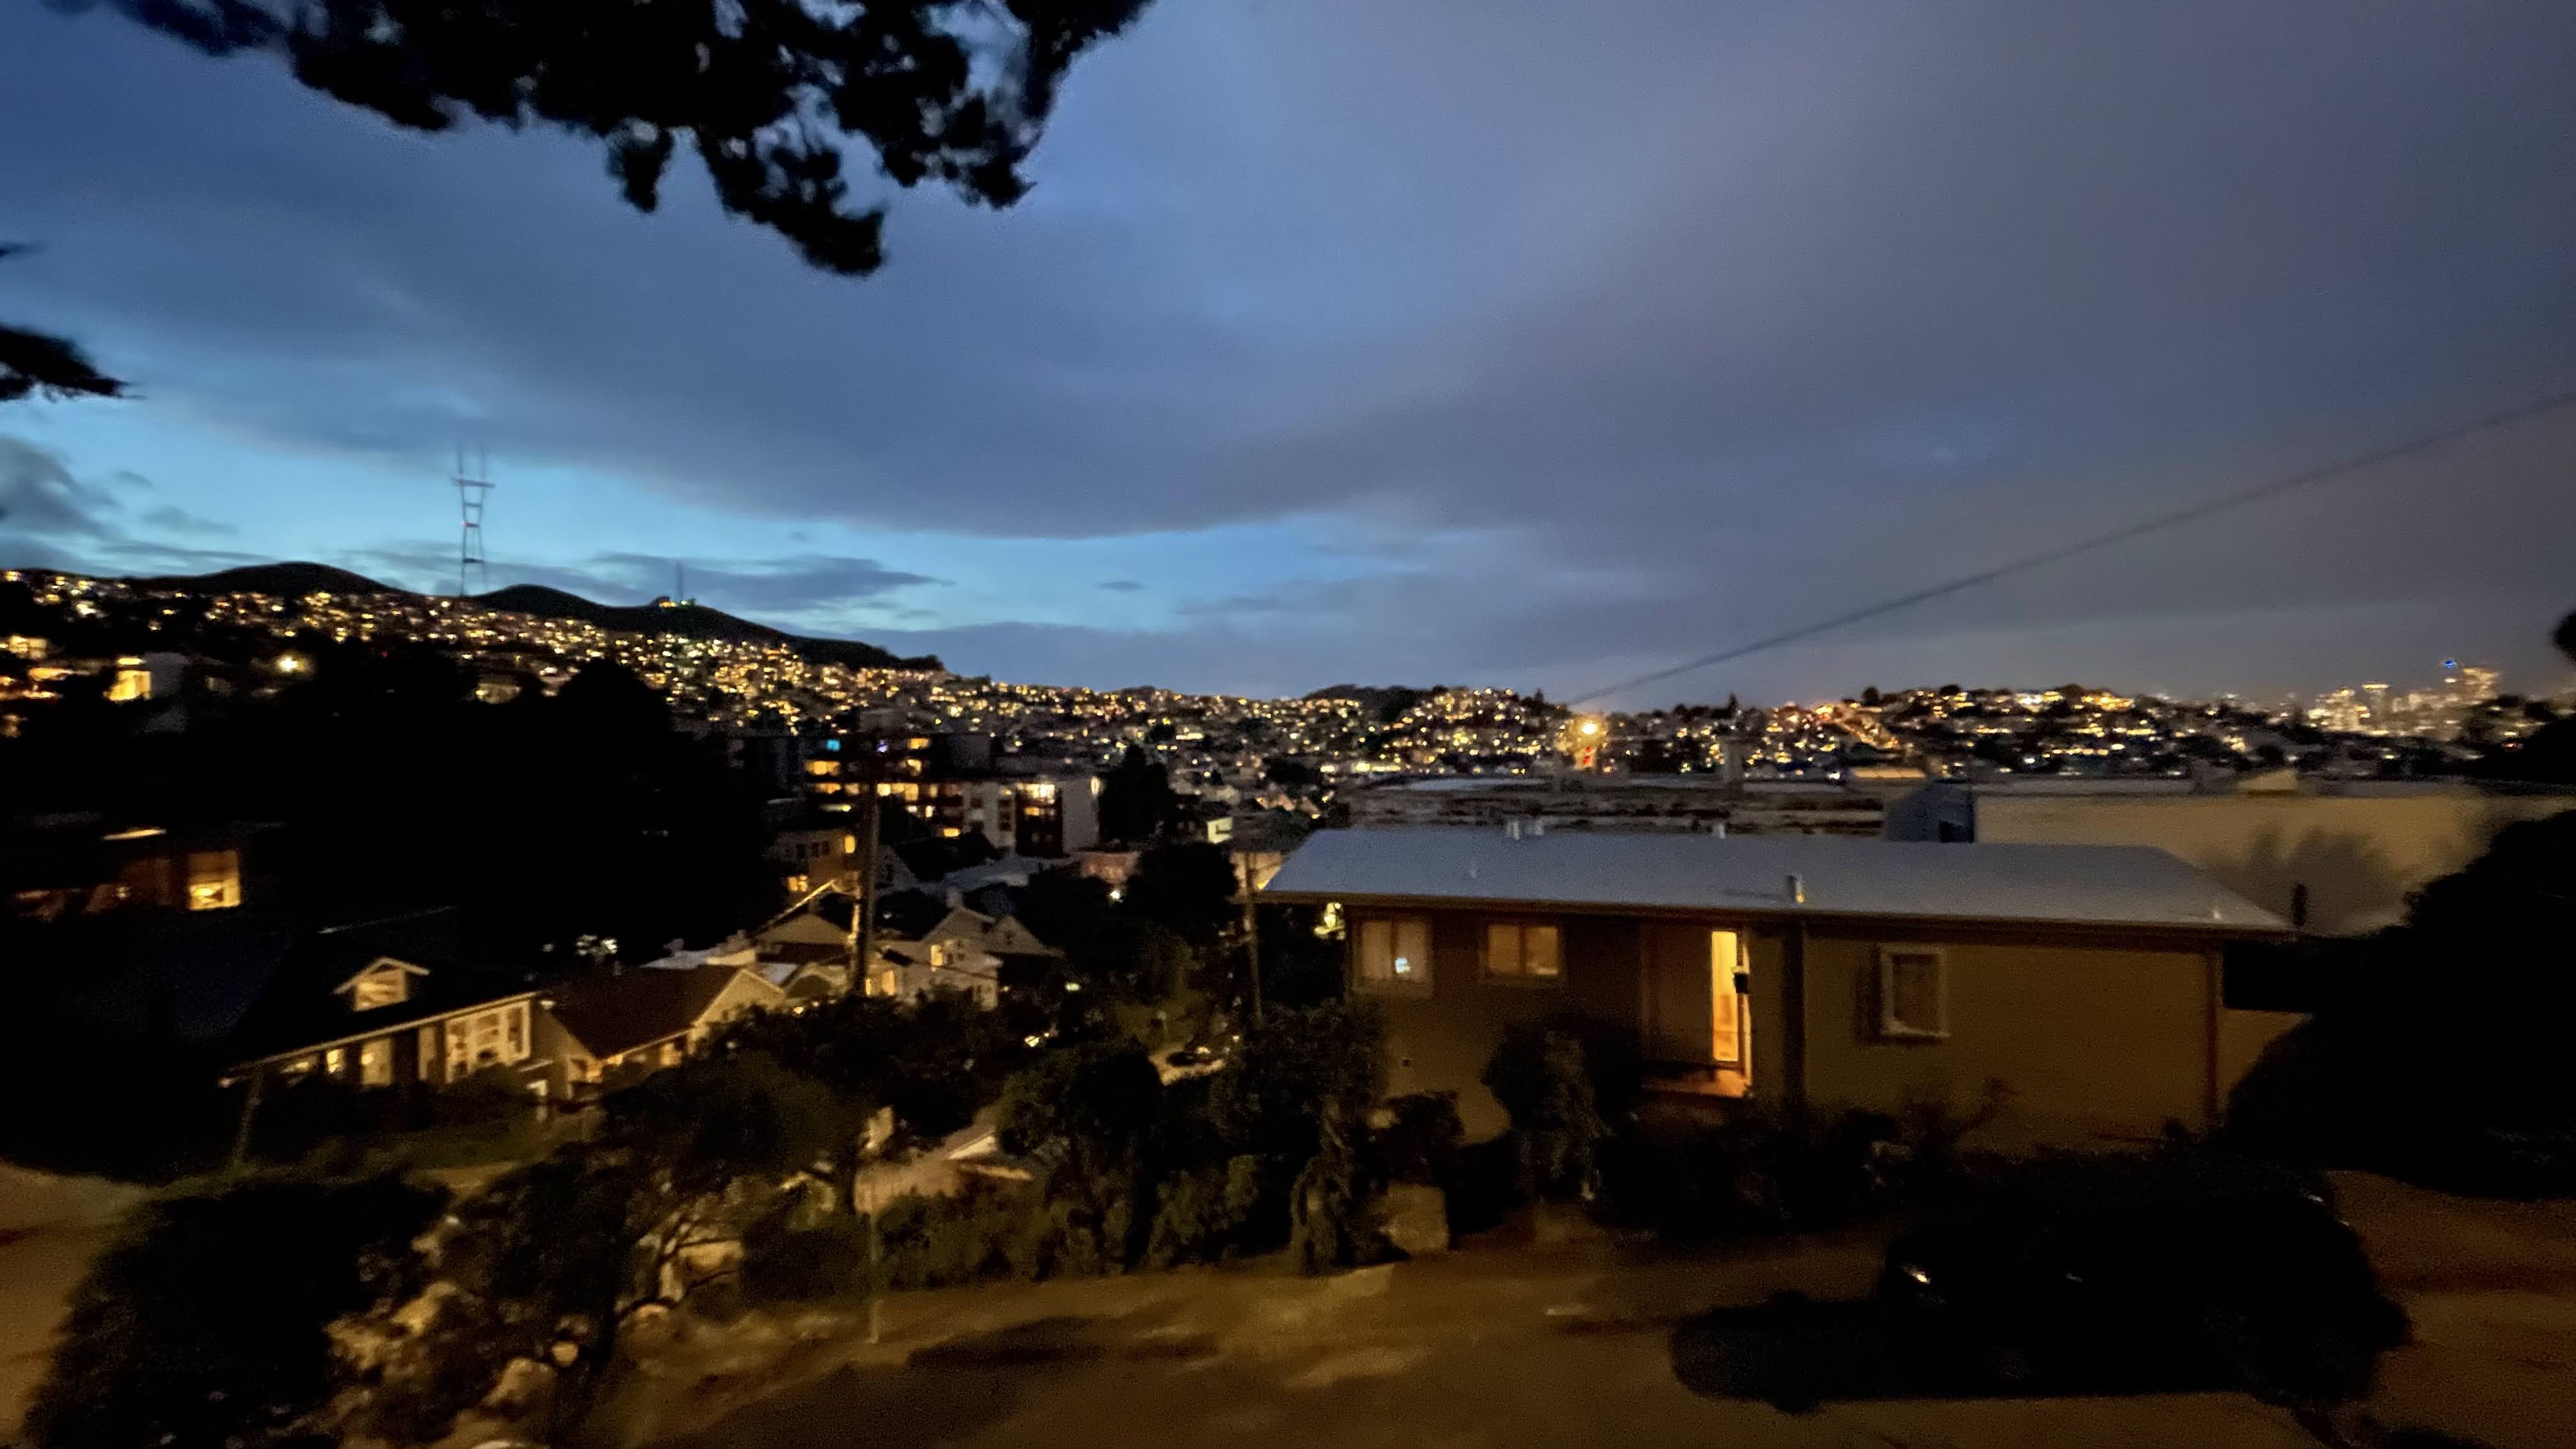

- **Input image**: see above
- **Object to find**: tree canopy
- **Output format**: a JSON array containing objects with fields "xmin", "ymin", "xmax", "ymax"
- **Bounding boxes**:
[
  {"xmin": 1, "ymin": 245, "xmax": 125, "ymax": 404},
  {"xmin": 98, "ymin": 0, "xmax": 1152, "ymax": 275}
]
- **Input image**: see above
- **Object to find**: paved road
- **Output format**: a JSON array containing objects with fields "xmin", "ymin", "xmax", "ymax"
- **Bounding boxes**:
[{"xmin": 606, "ymin": 1230, "xmax": 2323, "ymax": 1449}]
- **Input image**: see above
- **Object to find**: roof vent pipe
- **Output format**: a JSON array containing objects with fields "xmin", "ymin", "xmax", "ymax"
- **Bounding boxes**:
[{"xmin": 1785, "ymin": 873, "xmax": 1805, "ymax": 904}]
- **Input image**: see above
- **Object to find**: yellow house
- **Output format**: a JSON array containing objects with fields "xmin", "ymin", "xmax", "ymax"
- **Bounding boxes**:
[{"xmin": 1261, "ymin": 827, "xmax": 2300, "ymax": 1146}]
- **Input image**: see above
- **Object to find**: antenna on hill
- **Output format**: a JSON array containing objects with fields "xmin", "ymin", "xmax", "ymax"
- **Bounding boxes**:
[{"xmin": 453, "ymin": 446, "xmax": 495, "ymax": 598}]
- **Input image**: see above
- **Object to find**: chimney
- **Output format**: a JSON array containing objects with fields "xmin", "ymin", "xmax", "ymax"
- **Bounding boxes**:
[{"xmin": 1785, "ymin": 873, "xmax": 1805, "ymax": 905}]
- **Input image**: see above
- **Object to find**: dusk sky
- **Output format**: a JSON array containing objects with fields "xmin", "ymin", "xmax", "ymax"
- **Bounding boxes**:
[{"xmin": 4, "ymin": 1, "xmax": 2573, "ymax": 706}]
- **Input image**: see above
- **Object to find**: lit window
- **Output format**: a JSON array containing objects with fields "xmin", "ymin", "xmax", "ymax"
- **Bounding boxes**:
[
  {"xmin": 325, "ymin": 1046, "xmax": 348, "ymax": 1076},
  {"xmin": 359, "ymin": 1037, "xmax": 394, "ymax": 1087},
  {"xmin": 1876, "ymin": 947, "xmax": 1948, "ymax": 1039},
  {"xmin": 1356, "ymin": 916, "xmax": 1432, "ymax": 995},
  {"xmin": 350, "ymin": 966, "xmax": 408, "ymax": 1010},
  {"xmin": 1482, "ymin": 921, "xmax": 1561, "ymax": 981}
]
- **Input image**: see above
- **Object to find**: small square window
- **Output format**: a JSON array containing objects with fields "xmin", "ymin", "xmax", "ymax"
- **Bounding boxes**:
[
  {"xmin": 1877, "ymin": 946, "xmax": 1947, "ymax": 1039},
  {"xmin": 1482, "ymin": 921, "xmax": 1562, "ymax": 982}
]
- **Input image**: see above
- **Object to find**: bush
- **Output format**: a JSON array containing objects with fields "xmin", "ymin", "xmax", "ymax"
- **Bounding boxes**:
[
  {"xmin": 741, "ymin": 1213, "xmax": 872, "ymax": 1303},
  {"xmin": 1374, "ymin": 1091, "xmax": 1464, "ymax": 1187},
  {"xmin": 1144, "ymin": 1154, "xmax": 1264, "ymax": 1266},
  {"xmin": 26, "ymin": 1171, "xmax": 446, "ymax": 1449},
  {"xmin": 1598, "ymin": 1094, "xmax": 2003, "ymax": 1245},
  {"xmin": 1482, "ymin": 1013, "xmax": 1645, "ymax": 1130},
  {"xmin": 1484, "ymin": 1028, "xmax": 1610, "ymax": 1201}
]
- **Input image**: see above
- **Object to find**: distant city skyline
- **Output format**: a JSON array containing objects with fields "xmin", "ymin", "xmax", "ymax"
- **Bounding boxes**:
[{"xmin": 4, "ymin": 3, "xmax": 2575, "ymax": 703}]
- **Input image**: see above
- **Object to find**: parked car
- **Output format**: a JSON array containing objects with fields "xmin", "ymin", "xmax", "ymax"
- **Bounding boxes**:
[{"xmin": 1878, "ymin": 1159, "xmax": 2408, "ymax": 1403}]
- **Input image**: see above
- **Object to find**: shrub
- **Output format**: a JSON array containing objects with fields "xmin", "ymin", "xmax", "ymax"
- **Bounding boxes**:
[
  {"xmin": 1485, "ymin": 1028, "xmax": 1609, "ymax": 1201},
  {"xmin": 1144, "ymin": 1154, "xmax": 1264, "ymax": 1266},
  {"xmin": 1598, "ymin": 1101, "xmax": 1982, "ymax": 1243},
  {"xmin": 740, "ymin": 1213, "xmax": 871, "ymax": 1304},
  {"xmin": 26, "ymin": 1171, "xmax": 445, "ymax": 1449},
  {"xmin": 1290, "ymin": 1097, "xmax": 1375, "ymax": 1273},
  {"xmin": 1374, "ymin": 1091, "xmax": 1464, "ymax": 1187},
  {"xmin": 1482, "ymin": 1013, "xmax": 1645, "ymax": 1130}
]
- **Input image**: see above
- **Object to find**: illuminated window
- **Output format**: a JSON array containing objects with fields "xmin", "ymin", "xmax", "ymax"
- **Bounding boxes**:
[
  {"xmin": 350, "ymin": 966, "xmax": 408, "ymax": 1010},
  {"xmin": 842, "ymin": 834, "xmax": 858, "ymax": 854},
  {"xmin": 786, "ymin": 874, "xmax": 810, "ymax": 893},
  {"xmin": 1876, "ymin": 947, "xmax": 1948, "ymax": 1040},
  {"xmin": 1355, "ymin": 916, "xmax": 1432, "ymax": 995},
  {"xmin": 185, "ymin": 851, "xmax": 241, "ymax": 910},
  {"xmin": 325, "ymin": 1046, "xmax": 348, "ymax": 1076},
  {"xmin": 1482, "ymin": 921, "xmax": 1562, "ymax": 982},
  {"xmin": 359, "ymin": 1037, "xmax": 395, "ymax": 1087}
]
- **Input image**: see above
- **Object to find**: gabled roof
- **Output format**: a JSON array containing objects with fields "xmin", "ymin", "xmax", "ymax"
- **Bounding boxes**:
[
  {"xmin": 1260, "ymin": 827, "xmax": 2288, "ymax": 935},
  {"xmin": 333, "ymin": 957, "xmax": 429, "ymax": 993},
  {"xmin": 922, "ymin": 905, "xmax": 995, "ymax": 947},
  {"xmin": 545, "ymin": 965, "xmax": 783, "ymax": 1061},
  {"xmin": 981, "ymin": 914, "xmax": 1060, "ymax": 958},
  {"xmin": 227, "ymin": 939, "xmax": 534, "ymax": 1068}
]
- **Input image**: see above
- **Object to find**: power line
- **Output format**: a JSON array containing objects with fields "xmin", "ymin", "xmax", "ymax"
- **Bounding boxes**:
[{"xmin": 1568, "ymin": 383, "xmax": 2576, "ymax": 707}]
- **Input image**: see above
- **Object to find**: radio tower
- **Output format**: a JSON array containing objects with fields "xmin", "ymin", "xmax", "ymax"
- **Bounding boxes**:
[{"xmin": 453, "ymin": 447, "xmax": 495, "ymax": 597}]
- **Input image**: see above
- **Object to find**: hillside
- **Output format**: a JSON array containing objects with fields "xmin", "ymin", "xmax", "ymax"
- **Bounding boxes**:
[
  {"xmin": 128, "ymin": 564, "xmax": 940, "ymax": 673},
  {"xmin": 474, "ymin": 585, "xmax": 937, "ymax": 671},
  {"xmin": 135, "ymin": 562, "xmax": 395, "ymax": 597}
]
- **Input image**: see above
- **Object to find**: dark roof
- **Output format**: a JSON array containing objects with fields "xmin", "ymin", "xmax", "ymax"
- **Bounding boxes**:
[
  {"xmin": 39, "ymin": 907, "xmax": 307, "ymax": 1043},
  {"xmin": 758, "ymin": 939, "xmax": 851, "ymax": 967},
  {"xmin": 546, "ymin": 967, "xmax": 766, "ymax": 1060},
  {"xmin": 225, "ymin": 916, "xmax": 534, "ymax": 1066}
]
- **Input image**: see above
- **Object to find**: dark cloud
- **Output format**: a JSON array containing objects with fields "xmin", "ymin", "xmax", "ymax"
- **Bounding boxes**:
[
  {"xmin": 3, "ymin": 3, "xmax": 2574, "ymax": 698},
  {"xmin": 0, "ymin": 436, "xmax": 118, "ymax": 535},
  {"xmin": 137, "ymin": 503, "xmax": 234, "ymax": 535},
  {"xmin": 0, "ymin": 436, "xmax": 264, "ymax": 575}
]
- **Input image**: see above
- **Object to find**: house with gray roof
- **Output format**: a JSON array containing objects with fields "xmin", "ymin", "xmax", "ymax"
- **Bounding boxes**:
[{"xmin": 1260, "ymin": 826, "xmax": 2300, "ymax": 1145}]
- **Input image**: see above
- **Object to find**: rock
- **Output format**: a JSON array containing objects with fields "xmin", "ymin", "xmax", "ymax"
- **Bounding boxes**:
[
  {"xmin": 1379, "ymin": 1183, "xmax": 1450, "ymax": 1257},
  {"xmin": 483, "ymin": 1355, "xmax": 557, "ymax": 1414}
]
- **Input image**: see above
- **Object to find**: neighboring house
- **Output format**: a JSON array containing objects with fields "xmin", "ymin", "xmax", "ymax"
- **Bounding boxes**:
[
  {"xmin": 866, "ymin": 937, "xmax": 1001, "ymax": 1008},
  {"xmin": 921, "ymin": 905, "xmax": 1040, "ymax": 958},
  {"xmin": 537, "ymin": 965, "xmax": 786, "ymax": 1096},
  {"xmin": 752, "ymin": 902, "xmax": 857, "ymax": 1001},
  {"xmin": 1261, "ymin": 827, "xmax": 2298, "ymax": 1146},
  {"xmin": 224, "ymin": 946, "xmax": 542, "ymax": 1092},
  {"xmin": 5, "ymin": 817, "xmax": 259, "ymax": 921},
  {"xmin": 1887, "ymin": 774, "xmax": 2576, "ymax": 936},
  {"xmin": 767, "ymin": 820, "xmax": 859, "ymax": 896}
]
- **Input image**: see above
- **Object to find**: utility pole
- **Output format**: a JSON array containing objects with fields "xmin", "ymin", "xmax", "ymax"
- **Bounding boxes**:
[
  {"xmin": 853, "ymin": 795, "xmax": 881, "ymax": 993},
  {"xmin": 1236, "ymin": 852, "xmax": 1262, "ymax": 1024},
  {"xmin": 227, "ymin": 1067, "xmax": 264, "ymax": 1171}
]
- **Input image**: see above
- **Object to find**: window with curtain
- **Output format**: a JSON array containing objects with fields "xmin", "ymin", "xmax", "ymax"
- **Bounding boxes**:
[
  {"xmin": 1356, "ymin": 916, "xmax": 1433, "ymax": 994},
  {"xmin": 1482, "ymin": 920, "xmax": 1562, "ymax": 981}
]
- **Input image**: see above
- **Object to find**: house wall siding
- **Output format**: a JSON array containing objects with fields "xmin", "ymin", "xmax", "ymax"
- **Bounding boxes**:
[
  {"xmin": 1360, "ymin": 906, "xmax": 2239, "ymax": 1149},
  {"xmin": 1363, "ymin": 910, "xmax": 1638, "ymax": 1137},
  {"xmin": 1781, "ymin": 927, "xmax": 2219, "ymax": 1147}
]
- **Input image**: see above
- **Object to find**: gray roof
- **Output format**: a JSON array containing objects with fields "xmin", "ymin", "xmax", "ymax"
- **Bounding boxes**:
[{"xmin": 1260, "ymin": 827, "xmax": 2287, "ymax": 934}]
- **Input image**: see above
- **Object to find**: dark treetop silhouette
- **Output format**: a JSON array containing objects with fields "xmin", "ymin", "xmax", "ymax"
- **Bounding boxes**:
[
  {"xmin": 0, "ymin": 245, "xmax": 125, "ymax": 403},
  {"xmin": 86, "ymin": 0, "xmax": 1152, "ymax": 275}
]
